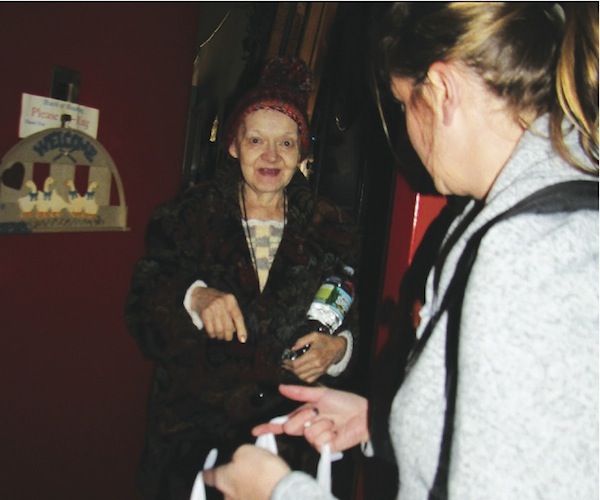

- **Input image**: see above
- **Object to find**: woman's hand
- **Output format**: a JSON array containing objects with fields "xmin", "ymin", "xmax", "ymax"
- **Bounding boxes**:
[
  {"xmin": 281, "ymin": 333, "xmax": 347, "ymax": 383},
  {"xmin": 252, "ymin": 384, "xmax": 370, "ymax": 454},
  {"xmin": 192, "ymin": 287, "xmax": 247, "ymax": 343},
  {"xmin": 203, "ymin": 444, "xmax": 290, "ymax": 500}
]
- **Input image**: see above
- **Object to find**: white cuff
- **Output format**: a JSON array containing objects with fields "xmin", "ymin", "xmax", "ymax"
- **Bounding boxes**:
[
  {"xmin": 361, "ymin": 440, "xmax": 375, "ymax": 457},
  {"xmin": 326, "ymin": 330, "xmax": 353, "ymax": 377},
  {"xmin": 183, "ymin": 280, "xmax": 207, "ymax": 330}
]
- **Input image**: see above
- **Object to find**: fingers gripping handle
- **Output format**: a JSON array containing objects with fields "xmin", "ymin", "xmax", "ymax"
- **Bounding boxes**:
[
  {"xmin": 190, "ymin": 415, "xmax": 341, "ymax": 499},
  {"xmin": 254, "ymin": 415, "xmax": 288, "ymax": 454},
  {"xmin": 254, "ymin": 416, "xmax": 341, "ymax": 491}
]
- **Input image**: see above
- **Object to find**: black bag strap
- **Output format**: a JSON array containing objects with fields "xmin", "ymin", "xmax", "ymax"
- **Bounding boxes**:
[
  {"xmin": 432, "ymin": 200, "xmax": 485, "ymax": 292},
  {"xmin": 401, "ymin": 180, "xmax": 598, "ymax": 500}
]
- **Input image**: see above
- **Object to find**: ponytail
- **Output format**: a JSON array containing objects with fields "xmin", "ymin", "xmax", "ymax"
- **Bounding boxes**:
[{"xmin": 550, "ymin": 2, "xmax": 599, "ymax": 173}]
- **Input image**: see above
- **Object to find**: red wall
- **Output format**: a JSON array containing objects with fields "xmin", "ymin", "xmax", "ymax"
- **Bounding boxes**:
[
  {"xmin": 0, "ymin": 3, "xmax": 200, "ymax": 498},
  {"xmin": 375, "ymin": 173, "xmax": 446, "ymax": 355}
]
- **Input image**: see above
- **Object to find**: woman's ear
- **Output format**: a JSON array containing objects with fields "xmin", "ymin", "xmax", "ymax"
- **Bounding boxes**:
[
  {"xmin": 426, "ymin": 61, "xmax": 460, "ymax": 126},
  {"xmin": 228, "ymin": 142, "xmax": 239, "ymax": 159}
]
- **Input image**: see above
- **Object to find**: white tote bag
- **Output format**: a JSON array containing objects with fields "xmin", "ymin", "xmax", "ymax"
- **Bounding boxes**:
[{"xmin": 190, "ymin": 416, "xmax": 342, "ymax": 500}]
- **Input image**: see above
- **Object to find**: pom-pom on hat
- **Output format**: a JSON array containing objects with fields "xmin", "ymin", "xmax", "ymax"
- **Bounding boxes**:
[{"xmin": 225, "ymin": 56, "xmax": 312, "ymax": 160}]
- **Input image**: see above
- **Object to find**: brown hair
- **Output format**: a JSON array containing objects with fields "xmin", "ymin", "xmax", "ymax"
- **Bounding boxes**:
[
  {"xmin": 376, "ymin": 2, "xmax": 599, "ymax": 173},
  {"xmin": 550, "ymin": 2, "xmax": 598, "ymax": 172}
]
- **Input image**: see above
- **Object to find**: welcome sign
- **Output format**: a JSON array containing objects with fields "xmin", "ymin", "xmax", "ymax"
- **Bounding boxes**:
[
  {"xmin": 31, "ymin": 129, "xmax": 99, "ymax": 163},
  {"xmin": 0, "ymin": 128, "xmax": 127, "ymax": 234}
]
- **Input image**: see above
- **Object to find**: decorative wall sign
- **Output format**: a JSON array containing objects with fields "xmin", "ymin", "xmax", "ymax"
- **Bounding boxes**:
[
  {"xmin": 20, "ymin": 93, "xmax": 100, "ymax": 138},
  {"xmin": 0, "ymin": 128, "xmax": 128, "ymax": 234}
]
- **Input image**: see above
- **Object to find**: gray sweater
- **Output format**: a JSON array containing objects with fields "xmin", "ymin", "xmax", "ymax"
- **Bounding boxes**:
[{"xmin": 273, "ymin": 117, "xmax": 598, "ymax": 499}]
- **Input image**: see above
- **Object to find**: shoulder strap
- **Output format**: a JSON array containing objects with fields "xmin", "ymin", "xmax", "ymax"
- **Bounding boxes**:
[{"xmin": 417, "ymin": 180, "xmax": 598, "ymax": 499}]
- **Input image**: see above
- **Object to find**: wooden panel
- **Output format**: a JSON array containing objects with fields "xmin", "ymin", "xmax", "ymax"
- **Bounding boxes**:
[
  {"xmin": 300, "ymin": 3, "xmax": 337, "ymax": 120},
  {"xmin": 268, "ymin": 2, "xmax": 338, "ymax": 120}
]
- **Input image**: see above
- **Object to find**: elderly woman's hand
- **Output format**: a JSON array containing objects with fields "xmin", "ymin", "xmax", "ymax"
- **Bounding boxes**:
[
  {"xmin": 282, "ymin": 332, "xmax": 347, "ymax": 383},
  {"xmin": 203, "ymin": 444, "xmax": 290, "ymax": 500},
  {"xmin": 191, "ymin": 287, "xmax": 247, "ymax": 343}
]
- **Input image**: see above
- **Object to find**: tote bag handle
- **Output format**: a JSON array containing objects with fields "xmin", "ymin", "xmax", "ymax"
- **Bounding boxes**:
[{"xmin": 190, "ymin": 416, "xmax": 341, "ymax": 500}]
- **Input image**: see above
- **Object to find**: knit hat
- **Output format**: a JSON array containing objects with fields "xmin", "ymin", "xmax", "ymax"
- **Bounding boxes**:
[{"xmin": 225, "ymin": 56, "xmax": 312, "ymax": 160}]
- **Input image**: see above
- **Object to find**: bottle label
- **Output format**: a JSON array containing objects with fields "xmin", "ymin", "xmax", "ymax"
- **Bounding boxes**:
[{"xmin": 309, "ymin": 283, "xmax": 353, "ymax": 328}]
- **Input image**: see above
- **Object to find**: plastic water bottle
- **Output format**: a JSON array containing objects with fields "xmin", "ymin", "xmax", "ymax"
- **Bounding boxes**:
[{"xmin": 304, "ymin": 265, "xmax": 355, "ymax": 334}]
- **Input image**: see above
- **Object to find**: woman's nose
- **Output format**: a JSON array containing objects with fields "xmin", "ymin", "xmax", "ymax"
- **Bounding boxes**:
[{"xmin": 262, "ymin": 143, "xmax": 279, "ymax": 162}]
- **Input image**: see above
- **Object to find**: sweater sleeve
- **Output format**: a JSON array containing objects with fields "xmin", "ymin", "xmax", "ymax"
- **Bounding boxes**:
[
  {"xmin": 393, "ymin": 207, "xmax": 599, "ymax": 499},
  {"xmin": 271, "ymin": 472, "xmax": 338, "ymax": 500},
  {"xmin": 448, "ymin": 210, "xmax": 599, "ymax": 498}
]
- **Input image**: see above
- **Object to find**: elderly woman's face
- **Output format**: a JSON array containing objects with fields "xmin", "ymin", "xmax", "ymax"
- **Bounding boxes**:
[{"xmin": 229, "ymin": 108, "xmax": 301, "ymax": 196}]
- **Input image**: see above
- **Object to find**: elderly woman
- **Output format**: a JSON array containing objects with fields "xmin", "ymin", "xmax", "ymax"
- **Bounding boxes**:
[
  {"xmin": 204, "ymin": 3, "xmax": 598, "ymax": 500},
  {"xmin": 125, "ymin": 57, "xmax": 360, "ymax": 500}
]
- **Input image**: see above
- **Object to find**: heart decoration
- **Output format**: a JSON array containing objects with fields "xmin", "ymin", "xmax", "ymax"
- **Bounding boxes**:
[{"xmin": 1, "ymin": 162, "xmax": 25, "ymax": 190}]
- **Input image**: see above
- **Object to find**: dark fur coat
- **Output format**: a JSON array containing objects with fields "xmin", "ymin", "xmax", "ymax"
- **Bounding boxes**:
[{"xmin": 125, "ymin": 163, "xmax": 361, "ymax": 498}]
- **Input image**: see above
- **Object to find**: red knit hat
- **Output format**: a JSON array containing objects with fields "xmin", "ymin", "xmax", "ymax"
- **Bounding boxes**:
[{"xmin": 225, "ymin": 56, "xmax": 312, "ymax": 160}]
